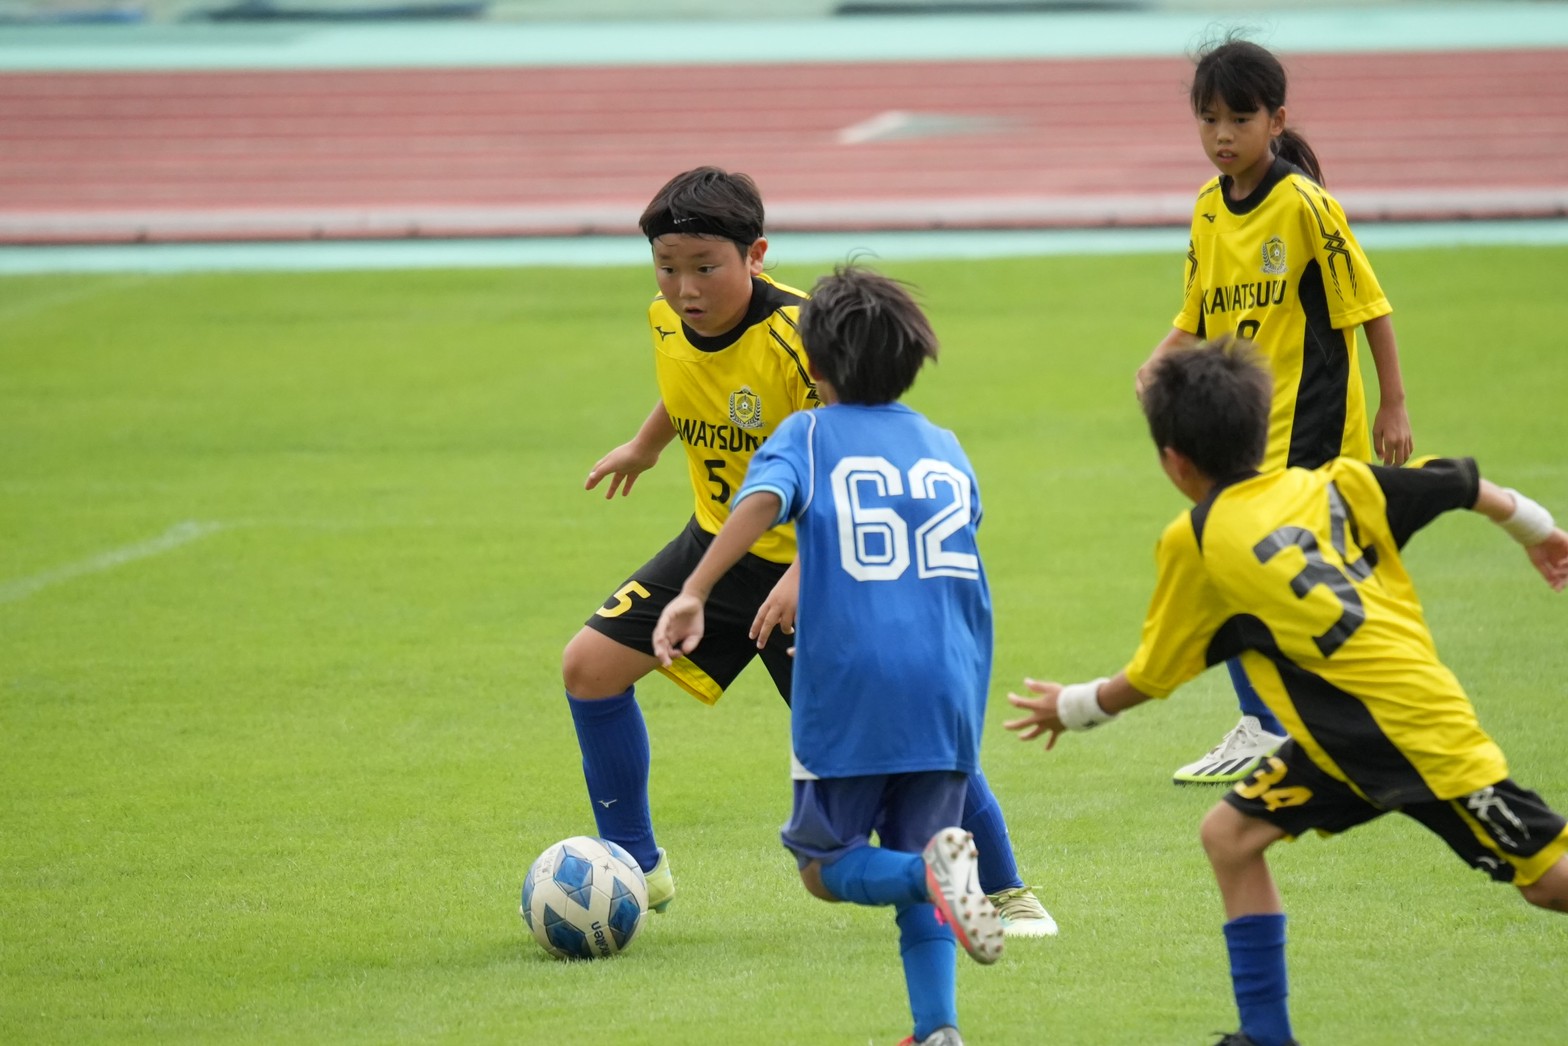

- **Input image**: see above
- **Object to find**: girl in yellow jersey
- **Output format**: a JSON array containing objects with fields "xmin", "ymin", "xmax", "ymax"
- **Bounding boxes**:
[{"xmin": 1139, "ymin": 36, "xmax": 1416, "ymax": 785}]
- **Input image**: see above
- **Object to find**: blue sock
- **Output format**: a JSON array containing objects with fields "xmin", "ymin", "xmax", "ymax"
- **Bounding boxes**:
[
  {"xmin": 1224, "ymin": 913, "xmax": 1292, "ymax": 1046},
  {"xmin": 963, "ymin": 770, "xmax": 1023, "ymax": 895},
  {"xmin": 818, "ymin": 845, "xmax": 928, "ymax": 907},
  {"xmin": 897, "ymin": 903, "xmax": 958, "ymax": 1040},
  {"xmin": 1227, "ymin": 659, "xmax": 1285, "ymax": 737},
  {"xmin": 566, "ymin": 688, "xmax": 657, "ymax": 872}
]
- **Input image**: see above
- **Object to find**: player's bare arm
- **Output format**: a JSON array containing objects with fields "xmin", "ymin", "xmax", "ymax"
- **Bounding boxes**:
[
  {"xmin": 751, "ymin": 559, "xmax": 800, "ymax": 648},
  {"xmin": 1005, "ymin": 672, "xmax": 1153, "ymax": 750},
  {"xmin": 1135, "ymin": 327, "xmax": 1200, "ymax": 400},
  {"xmin": 652, "ymin": 492, "xmax": 783, "ymax": 663},
  {"xmin": 1363, "ymin": 314, "xmax": 1413, "ymax": 466},
  {"xmin": 1474, "ymin": 479, "xmax": 1568, "ymax": 591},
  {"xmin": 585, "ymin": 400, "xmax": 676, "ymax": 498}
]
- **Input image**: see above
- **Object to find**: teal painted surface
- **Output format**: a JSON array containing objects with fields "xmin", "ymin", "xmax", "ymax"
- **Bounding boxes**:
[
  {"xmin": 5, "ymin": 220, "xmax": 1568, "ymax": 274},
  {"xmin": 2, "ymin": 4, "xmax": 1565, "ymax": 71}
]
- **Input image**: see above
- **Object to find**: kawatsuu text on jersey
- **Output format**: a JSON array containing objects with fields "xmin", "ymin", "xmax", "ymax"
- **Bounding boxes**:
[
  {"xmin": 1207, "ymin": 279, "xmax": 1289, "ymax": 314},
  {"xmin": 670, "ymin": 415, "xmax": 765, "ymax": 452}
]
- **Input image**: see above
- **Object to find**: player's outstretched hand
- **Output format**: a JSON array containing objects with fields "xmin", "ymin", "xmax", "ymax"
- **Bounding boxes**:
[
  {"xmin": 585, "ymin": 441, "xmax": 661, "ymax": 499},
  {"xmin": 652, "ymin": 594, "xmax": 706, "ymax": 666},
  {"xmin": 1526, "ymin": 528, "xmax": 1568, "ymax": 591},
  {"xmin": 752, "ymin": 564, "xmax": 799, "ymax": 648},
  {"xmin": 1372, "ymin": 403, "xmax": 1414, "ymax": 466},
  {"xmin": 1004, "ymin": 678, "xmax": 1068, "ymax": 751},
  {"xmin": 1133, "ymin": 360, "xmax": 1154, "ymax": 403}
]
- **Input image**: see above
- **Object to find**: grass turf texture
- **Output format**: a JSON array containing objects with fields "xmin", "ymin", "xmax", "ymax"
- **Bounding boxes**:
[{"xmin": 2, "ymin": 247, "xmax": 1565, "ymax": 1044}]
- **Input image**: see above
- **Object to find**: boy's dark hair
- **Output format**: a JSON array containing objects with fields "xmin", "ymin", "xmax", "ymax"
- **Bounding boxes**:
[
  {"xmin": 1191, "ymin": 33, "xmax": 1324, "ymax": 185},
  {"xmin": 1141, "ymin": 337, "xmax": 1272, "ymax": 481},
  {"xmin": 639, "ymin": 166, "xmax": 765, "ymax": 253},
  {"xmin": 799, "ymin": 265, "xmax": 938, "ymax": 406}
]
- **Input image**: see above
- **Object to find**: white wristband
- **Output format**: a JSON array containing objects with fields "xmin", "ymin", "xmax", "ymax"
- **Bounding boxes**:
[
  {"xmin": 1057, "ymin": 678, "xmax": 1116, "ymax": 731},
  {"xmin": 1499, "ymin": 488, "xmax": 1555, "ymax": 546}
]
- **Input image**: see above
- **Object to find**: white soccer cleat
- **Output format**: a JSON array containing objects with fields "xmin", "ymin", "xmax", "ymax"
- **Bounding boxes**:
[
  {"xmin": 1172, "ymin": 716, "xmax": 1287, "ymax": 785},
  {"xmin": 644, "ymin": 848, "xmax": 675, "ymax": 913},
  {"xmin": 988, "ymin": 886, "xmax": 1059, "ymax": 938},
  {"xmin": 922, "ymin": 827, "xmax": 1004, "ymax": 965}
]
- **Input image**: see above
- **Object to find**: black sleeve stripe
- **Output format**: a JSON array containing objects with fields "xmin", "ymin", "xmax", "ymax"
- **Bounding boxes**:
[
  {"xmin": 771, "ymin": 327, "xmax": 819, "ymax": 397},
  {"xmin": 1295, "ymin": 183, "xmax": 1357, "ymax": 297},
  {"xmin": 1372, "ymin": 457, "xmax": 1480, "ymax": 549}
]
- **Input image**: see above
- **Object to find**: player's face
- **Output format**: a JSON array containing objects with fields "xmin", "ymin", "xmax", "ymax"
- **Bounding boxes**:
[
  {"xmin": 1196, "ymin": 98, "xmax": 1284, "ymax": 193},
  {"xmin": 650, "ymin": 234, "xmax": 766, "ymax": 338}
]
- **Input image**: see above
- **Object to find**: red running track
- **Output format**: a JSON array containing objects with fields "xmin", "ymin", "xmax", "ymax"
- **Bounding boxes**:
[{"xmin": 2, "ymin": 49, "xmax": 1566, "ymax": 243}]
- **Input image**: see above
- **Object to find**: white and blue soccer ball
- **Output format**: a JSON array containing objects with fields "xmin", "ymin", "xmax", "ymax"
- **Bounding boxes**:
[{"xmin": 521, "ymin": 836, "xmax": 648, "ymax": 960}]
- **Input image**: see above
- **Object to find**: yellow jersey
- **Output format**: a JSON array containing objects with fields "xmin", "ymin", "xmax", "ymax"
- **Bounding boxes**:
[
  {"xmin": 651, "ymin": 273, "xmax": 820, "ymax": 564},
  {"xmin": 1125, "ymin": 456, "xmax": 1507, "ymax": 806},
  {"xmin": 1174, "ymin": 159, "xmax": 1392, "ymax": 471}
]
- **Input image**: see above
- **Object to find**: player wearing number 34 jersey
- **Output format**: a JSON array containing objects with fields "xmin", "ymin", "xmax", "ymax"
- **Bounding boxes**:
[{"xmin": 1006, "ymin": 339, "xmax": 1568, "ymax": 1046}]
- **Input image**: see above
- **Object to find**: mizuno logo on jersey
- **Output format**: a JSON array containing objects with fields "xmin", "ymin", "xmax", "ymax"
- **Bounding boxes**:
[
  {"xmin": 1202, "ymin": 213, "xmax": 1216, "ymax": 223},
  {"xmin": 1206, "ymin": 279, "xmax": 1288, "ymax": 313},
  {"xmin": 655, "ymin": 326, "xmax": 676, "ymax": 340},
  {"xmin": 670, "ymin": 415, "xmax": 765, "ymax": 452}
]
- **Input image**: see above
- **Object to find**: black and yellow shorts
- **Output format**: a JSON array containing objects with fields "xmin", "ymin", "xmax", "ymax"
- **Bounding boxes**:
[
  {"xmin": 1224, "ymin": 739, "xmax": 1568, "ymax": 887},
  {"xmin": 585, "ymin": 516, "xmax": 795, "ymax": 706}
]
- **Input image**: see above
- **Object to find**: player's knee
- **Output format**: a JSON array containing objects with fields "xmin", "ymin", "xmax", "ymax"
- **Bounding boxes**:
[
  {"xmin": 799, "ymin": 861, "xmax": 839, "ymax": 903},
  {"xmin": 560, "ymin": 630, "xmax": 613, "ymax": 697},
  {"xmin": 560, "ymin": 638, "xmax": 591, "ymax": 695},
  {"xmin": 1517, "ymin": 857, "xmax": 1568, "ymax": 913},
  {"xmin": 1199, "ymin": 802, "xmax": 1262, "ymax": 864}
]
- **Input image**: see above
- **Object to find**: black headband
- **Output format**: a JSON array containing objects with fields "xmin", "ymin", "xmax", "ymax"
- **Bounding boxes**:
[{"xmin": 644, "ymin": 213, "xmax": 761, "ymax": 244}]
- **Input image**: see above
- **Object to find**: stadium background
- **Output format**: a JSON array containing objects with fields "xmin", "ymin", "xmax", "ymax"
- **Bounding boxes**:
[
  {"xmin": 2, "ymin": 0, "xmax": 1566, "ymax": 256},
  {"xmin": 4, "ymin": 4, "xmax": 1568, "ymax": 1044}
]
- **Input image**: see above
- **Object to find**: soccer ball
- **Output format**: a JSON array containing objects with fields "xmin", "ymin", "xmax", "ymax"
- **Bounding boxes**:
[{"xmin": 520, "ymin": 836, "xmax": 649, "ymax": 960}]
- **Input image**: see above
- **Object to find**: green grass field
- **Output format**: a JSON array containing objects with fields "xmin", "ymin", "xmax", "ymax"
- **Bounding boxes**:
[{"xmin": 3, "ymin": 245, "xmax": 1566, "ymax": 1045}]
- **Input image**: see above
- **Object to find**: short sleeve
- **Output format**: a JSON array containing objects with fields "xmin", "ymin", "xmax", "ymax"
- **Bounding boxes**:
[
  {"xmin": 1304, "ymin": 187, "xmax": 1391, "ymax": 330},
  {"xmin": 1371, "ymin": 456, "xmax": 1480, "ymax": 549},
  {"xmin": 1173, "ymin": 233, "xmax": 1205, "ymax": 335},
  {"xmin": 1123, "ymin": 514, "xmax": 1231, "ymax": 699},
  {"xmin": 736, "ymin": 411, "xmax": 815, "ymax": 525}
]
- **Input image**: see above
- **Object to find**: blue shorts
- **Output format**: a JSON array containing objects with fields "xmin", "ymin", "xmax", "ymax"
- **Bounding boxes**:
[{"xmin": 780, "ymin": 772, "xmax": 967, "ymax": 867}]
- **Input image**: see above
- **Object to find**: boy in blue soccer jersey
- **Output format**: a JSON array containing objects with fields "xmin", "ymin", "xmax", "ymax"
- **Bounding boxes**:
[
  {"xmin": 563, "ymin": 166, "xmax": 1054, "ymax": 939},
  {"xmin": 1008, "ymin": 339, "xmax": 1568, "ymax": 1046},
  {"xmin": 653, "ymin": 265, "xmax": 1004, "ymax": 1046}
]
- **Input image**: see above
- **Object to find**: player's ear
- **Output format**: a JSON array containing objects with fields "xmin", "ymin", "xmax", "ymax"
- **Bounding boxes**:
[
  {"xmin": 747, "ymin": 237, "xmax": 768, "ymax": 275},
  {"xmin": 1159, "ymin": 446, "xmax": 1198, "ymax": 492},
  {"xmin": 1269, "ymin": 105, "xmax": 1287, "ymax": 138}
]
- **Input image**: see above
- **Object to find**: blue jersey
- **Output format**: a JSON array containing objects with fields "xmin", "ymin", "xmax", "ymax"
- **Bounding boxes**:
[{"xmin": 737, "ymin": 403, "xmax": 992, "ymax": 779}]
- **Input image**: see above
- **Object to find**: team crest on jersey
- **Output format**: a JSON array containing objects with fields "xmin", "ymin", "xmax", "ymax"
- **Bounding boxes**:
[
  {"xmin": 729, "ymin": 386, "xmax": 763, "ymax": 429},
  {"xmin": 1261, "ymin": 236, "xmax": 1288, "ymax": 276}
]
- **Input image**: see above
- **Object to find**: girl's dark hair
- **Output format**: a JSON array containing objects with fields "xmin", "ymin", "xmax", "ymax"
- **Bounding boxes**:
[
  {"xmin": 639, "ymin": 166, "xmax": 765, "ymax": 253},
  {"xmin": 1141, "ymin": 337, "xmax": 1272, "ymax": 481},
  {"xmin": 799, "ymin": 265, "xmax": 938, "ymax": 406},
  {"xmin": 1191, "ymin": 34, "xmax": 1324, "ymax": 185}
]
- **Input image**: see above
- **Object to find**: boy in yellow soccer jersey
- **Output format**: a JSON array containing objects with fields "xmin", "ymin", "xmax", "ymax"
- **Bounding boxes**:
[
  {"xmin": 1139, "ymin": 36, "xmax": 1416, "ymax": 784},
  {"xmin": 558, "ymin": 167, "xmax": 1054, "ymax": 936},
  {"xmin": 1008, "ymin": 338, "xmax": 1568, "ymax": 1046}
]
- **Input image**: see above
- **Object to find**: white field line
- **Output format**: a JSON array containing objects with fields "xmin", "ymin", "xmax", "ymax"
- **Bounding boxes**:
[
  {"xmin": 0, "ymin": 273, "xmax": 154, "ymax": 325},
  {"xmin": 0, "ymin": 520, "xmax": 224, "ymax": 605}
]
